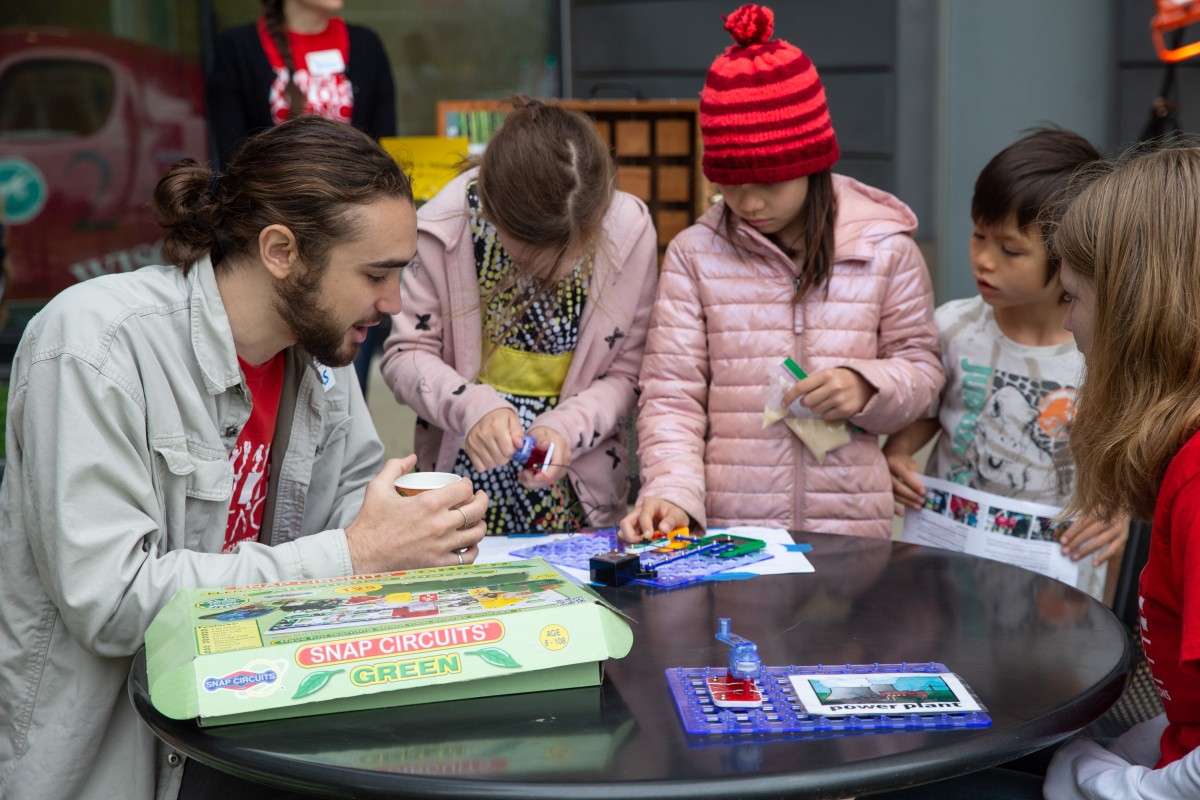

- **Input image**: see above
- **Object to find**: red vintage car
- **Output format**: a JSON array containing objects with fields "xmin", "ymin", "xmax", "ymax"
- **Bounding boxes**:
[{"xmin": 0, "ymin": 27, "xmax": 208, "ymax": 318}]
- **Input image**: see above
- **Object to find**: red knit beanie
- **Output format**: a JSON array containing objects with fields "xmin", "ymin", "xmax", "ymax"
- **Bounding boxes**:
[{"xmin": 700, "ymin": 4, "xmax": 840, "ymax": 185}]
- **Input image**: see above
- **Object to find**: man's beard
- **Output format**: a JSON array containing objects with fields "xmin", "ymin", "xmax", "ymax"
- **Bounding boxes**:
[{"xmin": 273, "ymin": 267, "xmax": 366, "ymax": 368}]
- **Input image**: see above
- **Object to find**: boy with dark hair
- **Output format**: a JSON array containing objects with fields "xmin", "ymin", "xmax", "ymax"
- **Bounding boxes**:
[{"xmin": 884, "ymin": 128, "xmax": 1127, "ymax": 571}]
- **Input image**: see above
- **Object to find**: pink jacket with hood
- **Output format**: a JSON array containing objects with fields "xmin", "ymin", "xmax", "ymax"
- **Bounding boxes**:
[
  {"xmin": 637, "ymin": 174, "xmax": 944, "ymax": 538},
  {"xmin": 381, "ymin": 169, "xmax": 659, "ymax": 527}
]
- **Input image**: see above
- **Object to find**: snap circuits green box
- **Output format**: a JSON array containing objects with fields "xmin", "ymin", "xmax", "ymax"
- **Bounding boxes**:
[{"xmin": 144, "ymin": 558, "xmax": 633, "ymax": 726}]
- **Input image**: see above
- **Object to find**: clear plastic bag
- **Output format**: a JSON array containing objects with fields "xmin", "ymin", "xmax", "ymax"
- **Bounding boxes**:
[{"xmin": 762, "ymin": 372, "xmax": 851, "ymax": 464}]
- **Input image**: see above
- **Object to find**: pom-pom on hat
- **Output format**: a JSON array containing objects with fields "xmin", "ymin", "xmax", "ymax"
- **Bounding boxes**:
[{"xmin": 700, "ymin": 4, "xmax": 840, "ymax": 185}]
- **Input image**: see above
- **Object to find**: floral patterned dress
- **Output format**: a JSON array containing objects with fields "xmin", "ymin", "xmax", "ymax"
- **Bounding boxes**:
[{"xmin": 452, "ymin": 180, "xmax": 588, "ymax": 534}]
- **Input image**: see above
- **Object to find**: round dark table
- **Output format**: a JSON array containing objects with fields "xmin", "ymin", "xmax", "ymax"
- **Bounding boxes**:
[{"xmin": 129, "ymin": 532, "xmax": 1133, "ymax": 799}]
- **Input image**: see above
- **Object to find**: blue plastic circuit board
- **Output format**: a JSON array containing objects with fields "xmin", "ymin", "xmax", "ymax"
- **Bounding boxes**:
[
  {"xmin": 508, "ymin": 530, "xmax": 773, "ymax": 588},
  {"xmin": 667, "ymin": 663, "xmax": 992, "ymax": 735}
]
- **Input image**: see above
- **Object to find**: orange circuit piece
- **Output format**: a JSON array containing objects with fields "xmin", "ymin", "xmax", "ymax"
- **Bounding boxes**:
[{"xmin": 649, "ymin": 526, "xmax": 693, "ymax": 551}]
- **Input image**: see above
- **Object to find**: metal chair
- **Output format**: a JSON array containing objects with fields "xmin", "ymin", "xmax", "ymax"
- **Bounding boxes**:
[{"xmin": 1084, "ymin": 520, "xmax": 1163, "ymax": 739}]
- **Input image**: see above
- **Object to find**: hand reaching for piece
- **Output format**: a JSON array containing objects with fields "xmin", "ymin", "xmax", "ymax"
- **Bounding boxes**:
[
  {"xmin": 517, "ymin": 425, "xmax": 572, "ymax": 489},
  {"xmin": 465, "ymin": 407, "xmax": 524, "ymax": 472},
  {"xmin": 618, "ymin": 497, "xmax": 690, "ymax": 544}
]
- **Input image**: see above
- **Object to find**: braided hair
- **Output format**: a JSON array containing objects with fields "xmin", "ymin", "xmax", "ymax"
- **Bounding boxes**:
[{"xmin": 261, "ymin": 0, "xmax": 306, "ymax": 119}]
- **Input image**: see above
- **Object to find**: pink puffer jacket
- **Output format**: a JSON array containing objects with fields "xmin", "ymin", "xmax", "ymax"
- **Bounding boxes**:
[{"xmin": 636, "ymin": 174, "xmax": 944, "ymax": 538}]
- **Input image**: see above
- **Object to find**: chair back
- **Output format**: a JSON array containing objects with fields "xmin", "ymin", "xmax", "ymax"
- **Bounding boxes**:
[{"xmin": 1084, "ymin": 519, "xmax": 1163, "ymax": 738}]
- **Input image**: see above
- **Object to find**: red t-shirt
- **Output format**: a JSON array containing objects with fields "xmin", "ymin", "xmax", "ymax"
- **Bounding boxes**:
[
  {"xmin": 223, "ymin": 353, "xmax": 286, "ymax": 553},
  {"xmin": 256, "ymin": 16, "xmax": 352, "ymax": 126},
  {"xmin": 1141, "ymin": 428, "xmax": 1200, "ymax": 766}
]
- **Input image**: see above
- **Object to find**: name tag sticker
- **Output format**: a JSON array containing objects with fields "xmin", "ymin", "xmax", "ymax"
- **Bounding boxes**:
[
  {"xmin": 306, "ymin": 48, "xmax": 345, "ymax": 77},
  {"xmin": 316, "ymin": 363, "xmax": 336, "ymax": 392}
]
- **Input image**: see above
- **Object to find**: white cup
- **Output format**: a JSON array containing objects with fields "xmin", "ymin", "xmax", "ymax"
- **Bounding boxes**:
[{"xmin": 394, "ymin": 472, "xmax": 462, "ymax": 497}]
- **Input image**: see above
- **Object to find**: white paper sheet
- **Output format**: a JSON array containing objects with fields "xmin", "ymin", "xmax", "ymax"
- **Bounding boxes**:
[{"xmin": 900, "ymin": 475, "xmax": 1105, "ymax": 599}]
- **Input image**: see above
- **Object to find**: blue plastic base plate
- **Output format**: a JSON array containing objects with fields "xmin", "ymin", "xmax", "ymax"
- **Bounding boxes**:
[
  {"xmin": 509, "ymin": 530, "xmax": 772, "ymax": 588},
  {"xmin": 667, "ymin": 663, "xmax": 992, "ymax": 735}
]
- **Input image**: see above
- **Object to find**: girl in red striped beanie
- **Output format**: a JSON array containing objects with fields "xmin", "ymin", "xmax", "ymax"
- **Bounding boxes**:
[{"xmin": 620, "ymin": 4, "xmax": 944, "ymax": 542}]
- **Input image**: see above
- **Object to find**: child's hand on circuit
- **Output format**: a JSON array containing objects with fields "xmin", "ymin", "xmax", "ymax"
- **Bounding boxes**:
[
  {"xmin": 618, "ymin": 498, "xmax": 689, "ymax": 544},
  {"xmin": 1059, "ymin": 512, "xmax": 1130, "ymax": 566},
  {"xmin": 884, "ymin": 451, "xmax": 927, "ymax": 512},
  {"xmin": 465, "ymin": 407, "xmax": 524, "ymax": 472},
  {"xmin": 782, "ymin": 367, "xmax": 875, "ymax": 420},
  {"xmin": 517, "ymin": 426, "xmax": 572, "ymax": 489}
]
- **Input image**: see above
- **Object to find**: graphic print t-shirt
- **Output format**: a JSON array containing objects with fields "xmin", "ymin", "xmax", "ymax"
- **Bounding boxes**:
[
  {"xmin": 256, "ymin": 16, "xmax": 352, "ymax": 126},
  {"xmin": 1141, "ymin": 429, "xmax": 1200, "ymax": 766},
  {"xmin": 927, "ymin": 295, "xmax": 1084, "ymax": 505},
  {"xmin": 224, "ymin": 353, "xmax": 285, "ymax": 553}
]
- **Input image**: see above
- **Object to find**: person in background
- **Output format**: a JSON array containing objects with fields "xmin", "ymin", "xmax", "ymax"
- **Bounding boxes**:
[
  {"xmin": 620, "ymin": 4, "xmax": 943, "ymax": 542},
  {"xmin": 207, "ymin": 0, "xmax": 397, "ymax": 394},
  {"xmin": 883, "ymin": 129, "xmax": 1127, "ymax": 588},
  {"xmin": 207, "ymin": 0, "xmax": 395, "ymax": 168},
  {"xmin": 0, "ymin": 116, "xmax": 486, "ymax": 800},
  {"xmin": 381, "ymin": 99, "xmax": 658, "ymax": 535},
  {"xmin": 1042, "ymin": 146, "xmax": 1200, "ymax": 799}
]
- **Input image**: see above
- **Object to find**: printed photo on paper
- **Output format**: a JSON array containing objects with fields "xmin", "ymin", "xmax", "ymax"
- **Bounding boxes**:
[{"xmin": 787, "ymin": 671, "xmax": 984, "ymax": 717}]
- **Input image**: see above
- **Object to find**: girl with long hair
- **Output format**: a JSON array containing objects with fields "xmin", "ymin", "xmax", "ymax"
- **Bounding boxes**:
[
  {"xmin": 1043, "ymin": 146, "xmax": 1200, "ymax": 798},
  {"xmin": 381, "ymin": 99, "xmax": 658, "ymax": 534}
]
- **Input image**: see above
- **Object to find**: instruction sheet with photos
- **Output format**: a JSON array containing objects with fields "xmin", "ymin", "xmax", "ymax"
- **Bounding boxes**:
[{"xmin": 900, "ymin": 475, "xmax": 1106, "ymax": 599}]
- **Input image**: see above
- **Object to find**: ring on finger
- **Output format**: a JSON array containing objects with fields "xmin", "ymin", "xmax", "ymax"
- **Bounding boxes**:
[
  {"xmin": 458, "ymin": 507, "xmax": 469, "ymax": 529},
  {"xmin": 456, "ymin": 551, "xmax": 465, "ymax": 566}
]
